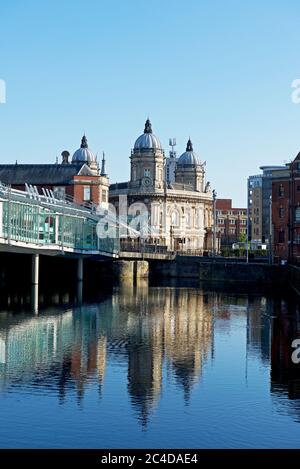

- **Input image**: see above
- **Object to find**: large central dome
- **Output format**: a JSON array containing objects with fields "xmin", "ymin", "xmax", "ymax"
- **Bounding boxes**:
[{"xmin": 133, "ymin": 119, "xmax": 162, "ymax": 150}]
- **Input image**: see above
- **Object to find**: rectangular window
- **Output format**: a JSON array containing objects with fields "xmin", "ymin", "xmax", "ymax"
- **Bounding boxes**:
[
  {"xmin": 83, "ymin": 186, "xmax": 91, "ymax": 201},
  {"xmin": 279, "ymin": 207, "xmax": 284, "ymax": 218},
  {"xmin": 278, "ymin": 184, "xmax": 284, "ymax": 197},
  {"xmin": 279, "ymin": 230, "xmax": 285, "ymax": 243},
  {"xmin": 102, "ymin": 189, "xmax": 107, "ymax": 203},
  {"xmin": 144, "ymin": 168, "xmax": 150, "ymax": 177}
]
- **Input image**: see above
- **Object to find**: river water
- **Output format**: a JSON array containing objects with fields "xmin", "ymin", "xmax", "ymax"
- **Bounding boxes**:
[{"xmin": 0, "ymin": 281, "xmax": 299, "ymax": 448}]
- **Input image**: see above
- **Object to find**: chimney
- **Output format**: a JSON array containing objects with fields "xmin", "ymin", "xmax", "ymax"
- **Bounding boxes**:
[{"xmin": 61, "ymin": 150, "xmax": 70, "ymax": 165}]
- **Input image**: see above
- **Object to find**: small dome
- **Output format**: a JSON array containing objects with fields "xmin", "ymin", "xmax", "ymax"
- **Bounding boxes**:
[
  {"xmin": 72, "ymin": 135, "xmax": 96, "ymax": 164},
  {"xmin": 177, "ymin": 139, "xmax": 200, "ymax": 166},
  {"xmin": 134, "ymin": 119, "xmax": 162, "ymax": 150}
]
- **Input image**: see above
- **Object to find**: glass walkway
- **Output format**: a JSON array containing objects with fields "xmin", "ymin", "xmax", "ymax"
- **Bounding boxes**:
[{"xmin": 0, "ymin": 183, "xmax": 119, "ymax": 256}]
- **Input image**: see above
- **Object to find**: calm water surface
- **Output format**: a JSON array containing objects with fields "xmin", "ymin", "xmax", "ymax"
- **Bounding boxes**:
[{"xmin": 0, "ymin": 282, "xmax": 299, "ymax": 448}]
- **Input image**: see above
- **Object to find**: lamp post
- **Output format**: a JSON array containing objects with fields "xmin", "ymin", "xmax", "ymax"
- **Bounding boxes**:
[
  {"xmin": 170, "ymin": 224, "xmax": 174, "ymax": 252},
  {"xmin": 246, "ymin": 178, "xmax": 249, "ymax": 263},
  {"xmin": 212, "ymin": 189, "xmax": 217, "ymax": 256},
  {"xmin": 269, "ymin": 195, "xmax": 273, "ymax": 265}
]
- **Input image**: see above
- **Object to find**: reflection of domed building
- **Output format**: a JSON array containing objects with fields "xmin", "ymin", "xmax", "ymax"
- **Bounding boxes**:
[
  {"xmin": 110, "ymin": 285, "xmax": 213, "ymax": 424},
  {"xmin": 109, "ymin": 119, "xmax": 213, "ymax": 251}
]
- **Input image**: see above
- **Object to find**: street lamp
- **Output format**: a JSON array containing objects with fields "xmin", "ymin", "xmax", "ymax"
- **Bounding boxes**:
[
  {"xmin": 269, "ymin": 195, "xmax": 273, "ymax": 265},
  {"xmin": 246, "ymin": 178, "xmax": 250, "ymax": 264},
  {"xmin": 212, "ymin": 189, "xmax": 217, "ymax": 256}
]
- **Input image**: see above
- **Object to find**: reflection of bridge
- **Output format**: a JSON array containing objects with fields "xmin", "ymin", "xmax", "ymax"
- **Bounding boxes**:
[{"xmin": 0, "ymin": 286, "xmax": 214, "ymax": 424}]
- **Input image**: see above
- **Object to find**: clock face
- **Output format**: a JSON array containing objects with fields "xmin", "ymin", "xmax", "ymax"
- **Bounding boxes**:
[{"xmin": 142, "ymin": 177, "xmax": 152, "ymax": 187}]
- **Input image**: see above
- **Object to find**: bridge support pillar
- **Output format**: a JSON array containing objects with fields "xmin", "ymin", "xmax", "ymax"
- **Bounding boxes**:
[
  {"xmin": 134, "ymin": 260, "xmax": 149, "ymax": 279},
  {"xmin": 112, "ymin": 260, "xmax": 149, "ymax": 283},
  {"xmin": 113, "ymin": 260, "xmax": 134, "ymax": 281},
  {"xmin": 31, "ymin": 253, "xmax": 39, "ymax": 314},
  {"xmin": 31, "ymin": 253, "xmax": 39, "ymax": 285},
  {"xmin": 77, "ymin": 258, "xmax": 84, "ymax": 282}
]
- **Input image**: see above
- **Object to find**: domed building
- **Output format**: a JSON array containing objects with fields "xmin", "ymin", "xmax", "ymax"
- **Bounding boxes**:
[
  {"xmin": 175, "ymin": 138, "xmax": 205, "ymax": 192},
  {"xmin": 109, "ymin": 119, "xmax": 213, "ymax": 252},
  {"xmin": 130, "ymin": 119, "xmax": 165, "ymax": 191},
  {"xmin": 0, "ymin": 134, "xmax": 110, "ymax": 208},
  {"xmin": 73, "ymin": 135, "xmax": 95, "ymax": 162}
]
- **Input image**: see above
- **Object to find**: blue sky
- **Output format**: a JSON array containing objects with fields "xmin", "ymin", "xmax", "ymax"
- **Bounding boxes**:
[{"xmin": 0, "ymin": 0, "xmax": 300, "ymax": 206}]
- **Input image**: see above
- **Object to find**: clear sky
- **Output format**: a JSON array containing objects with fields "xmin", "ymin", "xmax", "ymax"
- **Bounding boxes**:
[{"xmin": 1, "ymin": 0, "xmax": 300, "ymax": 206}]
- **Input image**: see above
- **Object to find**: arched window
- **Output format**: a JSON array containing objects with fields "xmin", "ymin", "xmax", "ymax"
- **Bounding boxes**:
[{"xmin": 171, "ymin": 210, "xmax": 180, "ymax": 227}]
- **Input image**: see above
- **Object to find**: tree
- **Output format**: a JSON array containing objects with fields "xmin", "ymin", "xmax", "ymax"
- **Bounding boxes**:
[{"xmin": 238, "ymin": 232, "xmax": 247, "ymax": 243}]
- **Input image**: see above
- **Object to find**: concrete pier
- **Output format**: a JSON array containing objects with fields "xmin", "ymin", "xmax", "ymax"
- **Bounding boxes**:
[
  {"xmin": 113, "ymin": 260, "xmax": 135, "ymax": 281},
  {"xmin": 112, "ymin": 260, "xmax": 149, "ymax": 283},
  {"xmin": 135, "ymin": 260, "xmax": 149, "ymax": 279}
]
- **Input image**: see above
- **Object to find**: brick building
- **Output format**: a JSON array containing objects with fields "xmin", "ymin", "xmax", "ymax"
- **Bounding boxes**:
[
  {"xmin": 0, "ymin": 135, "xmax": 109, "ymax": 207},
  {"xmin": 216, "ymin": 199, "xmax": 247, "ymax": 247},
  {"xmin": 248, "ymin": 166, "xmax": 286, "ymax": 246},
  {"xmin": 272, "ymin": 153, "xmax": 300, "ymax": 262}
]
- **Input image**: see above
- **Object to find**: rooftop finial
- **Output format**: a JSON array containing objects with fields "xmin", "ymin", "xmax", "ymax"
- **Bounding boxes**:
[
  {"xmin": 81, "ymin": 135, "xmax": 88, "ymax": 148},
  {"xmin": 186, "ymin": 138, "xmax": 193, "ymax": 152},
  {"xmin": 144, "ymin": 118, "xmax": 152, "ymax": 134},
  {"xmin": 101, "ymin": 151, "xmax": 107, "ymax": 176}
]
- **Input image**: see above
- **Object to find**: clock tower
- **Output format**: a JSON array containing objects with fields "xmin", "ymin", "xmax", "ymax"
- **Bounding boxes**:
[{"xmin": 130, "ymin": 119, "xmax": 165, "ymax": 191}]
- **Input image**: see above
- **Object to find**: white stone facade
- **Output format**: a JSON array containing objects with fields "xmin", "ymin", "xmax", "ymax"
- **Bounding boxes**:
[{"xmin": 109, "ymin": 120, "xmax": 213, "ymax": 252}]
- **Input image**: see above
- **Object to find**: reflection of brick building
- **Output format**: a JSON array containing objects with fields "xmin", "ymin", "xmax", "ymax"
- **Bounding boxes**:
[
  {"xmin": 216, "ymin": 199, "xmax": 247, "ymax": 246},
  {"xmin": 272, "ymin": 154, "xmax": 300, "ymax": 262},
  {"xmin": 0, "ymin": 136, "xmax": 109, "ymax": 207}
]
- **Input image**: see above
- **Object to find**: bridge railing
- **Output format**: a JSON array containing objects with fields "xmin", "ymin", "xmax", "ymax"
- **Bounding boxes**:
[
  {"xmin": 0, "ymin": 196, "xmax": 99, "ymax": 251},
  {"xmin": 119, "ymin": 239, "xmax": 169, "ymax": 254}
]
